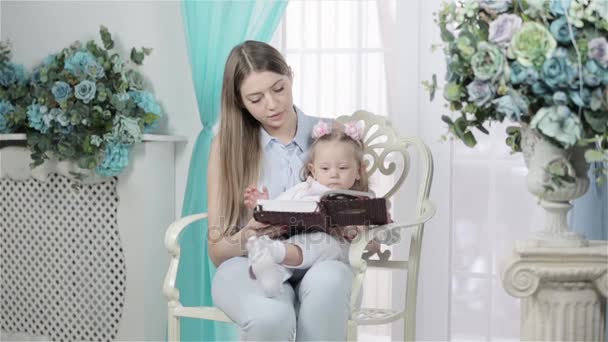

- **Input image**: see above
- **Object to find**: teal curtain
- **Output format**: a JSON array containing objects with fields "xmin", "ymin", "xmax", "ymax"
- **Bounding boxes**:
[
  {"xmin": 570, "ymin": 163, "xmax": 608, "ymax": 342},
  {"xmin": 178, "ymin": 1, "xmax": 288, "ymax": 341},
  {"xmin": 570, "ymin": 162, "xmax": 608, "ymax": 241}
]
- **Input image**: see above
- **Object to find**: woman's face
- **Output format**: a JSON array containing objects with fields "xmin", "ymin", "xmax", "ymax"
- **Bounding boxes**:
[{"xmin": 239, "ymin": 70, "xmax": 295, "ymax": 132}]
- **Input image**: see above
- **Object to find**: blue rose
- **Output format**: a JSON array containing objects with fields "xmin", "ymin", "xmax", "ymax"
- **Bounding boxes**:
[
  {"xmin": 85, "ymin": 59, "xmax": 105, "ymax": 79},
  {"xmin": 510, "ymin": 61, "xmax": 539, "ymax": 85},
  {"xmin": 0, "ymin": 100, "xmax": 15, "ymax": 116},
  {"xmin": 0, "ymin": 63, "xmax": 27, "ymax": 87},
  {"xmin": 96, "ymin": 142, "xmax": 131, "ymax": 177},
  {"xmin": 0, "ymin": 100, "xmax": 15, "ymax": 133},
  {"xmin": 64, "ymin": 51, "xmax": 96, "ymax": 76},
  {"xmin": 531, "ymin": 81, "xmax": 553, "ymax": 103},
  {"xmin": 583, "ymin": 59, "xmax": 604, "ymax": 87},
  {"xmin": 552, "ymin": 91, "xmax": 569, "ymax": 105},
  {"xmin": 1, "ymin": 64, "xmax": 17, "ymax": 86},
  {"xmin": 75, "ymin": 80, "xmax": 97, "ymax": 104},
  {"xmin": 479, "ymin": 0, "xmax": 511, "ymax": 13},
  {"xmin": 541, "ymin": 55, "xmax": 574, "ymax": 89},
  {"xmin": 550, "ymin": 0, "xmax": 571, "ymax": 15},
  {"xmin": 55, "ymin": 108, "xmax": 71, "ymax": 127},
  {"xmin": 51, "ymin": 81, "xmax": 72, "ymax": 102},
  {"xmin": 550, "ymin": 17, "xmax": 577, "ymax": 44},
  {"xmin": 491, "ymin": 90, "xmax": 529, "ymax": 121},
  {"xmin": 466, "ymin": 80, "xmax": 496, "ymax": 107},
  {"xmin": 530, "ymin": 105, "xmax": 582, "ymax": 147},
  {"xmin": 27, "ymin": 103, "xmax": 50, "ymax": 133}
]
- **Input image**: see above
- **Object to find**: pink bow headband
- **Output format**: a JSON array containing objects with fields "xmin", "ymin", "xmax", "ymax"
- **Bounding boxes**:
[{"xmin": 311, "ymin": 120, "xmax": 364, "ymax": 141}]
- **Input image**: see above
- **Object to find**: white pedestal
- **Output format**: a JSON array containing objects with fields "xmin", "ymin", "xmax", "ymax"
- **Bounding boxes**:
[
  {"xmin": 502, "ymin": 240, "xmax": 608, "ymax": 341},
  {"xmin": 0, "ymin": 134, "xmax": 185, "ymax": 341}
]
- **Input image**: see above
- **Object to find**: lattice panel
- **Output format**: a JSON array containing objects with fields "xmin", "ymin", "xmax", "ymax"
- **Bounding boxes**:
[{"xmin": 0, "ymin": 174, "xmax": 126, "ymax": 341}]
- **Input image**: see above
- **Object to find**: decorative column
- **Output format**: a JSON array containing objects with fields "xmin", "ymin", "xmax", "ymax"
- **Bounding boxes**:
[
  {"xmin": 0, "ymin": 134, "xmax": 186, "ymax": 341},
  {"xmin": 502, "ymin": 240, "xmax": 608, "ymax": 341}
]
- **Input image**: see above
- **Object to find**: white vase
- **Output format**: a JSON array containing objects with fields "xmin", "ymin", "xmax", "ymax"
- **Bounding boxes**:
[{"xmin": 520, "ymin": 125, "xmax": 590, "ymax": 247}]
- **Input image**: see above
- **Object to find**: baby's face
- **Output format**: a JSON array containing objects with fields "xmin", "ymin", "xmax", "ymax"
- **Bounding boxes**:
[{"xmin": 309, "ymin": 141, "xmax": 360, "ymax": 190}]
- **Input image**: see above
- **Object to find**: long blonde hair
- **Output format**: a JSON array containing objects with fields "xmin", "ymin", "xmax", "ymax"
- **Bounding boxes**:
[
  {"xmin": 300, "ymin": 128, "xmax": 369, "ymax": 192},
  {"xmin": 218, "ymin": 40, "xmax": 292, "ymax": 235}
]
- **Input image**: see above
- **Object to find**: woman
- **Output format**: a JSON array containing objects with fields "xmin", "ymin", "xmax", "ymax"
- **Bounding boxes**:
[{"xmin": 208, "ymin": 40, "xmax": 354, "ymax": 341}]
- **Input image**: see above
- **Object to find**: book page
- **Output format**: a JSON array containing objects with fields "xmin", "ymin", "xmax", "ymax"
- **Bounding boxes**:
[{"xmin": 257, "ymin": 200, "xmax": 318, "ymax": 213}]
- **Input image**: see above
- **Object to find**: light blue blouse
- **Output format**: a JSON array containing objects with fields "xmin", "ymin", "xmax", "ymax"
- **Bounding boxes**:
[{"xmin": 258, "ymin": 106, "xmax": 318, "ymax": 199}]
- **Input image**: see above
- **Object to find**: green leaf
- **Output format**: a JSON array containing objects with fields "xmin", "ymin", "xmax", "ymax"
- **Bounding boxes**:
[
  {"xmin": 476, "ymin": 124, "xmax": 489, "ymax": 135},
  {"xmin": 441, "ymin": 115, "xmax": 454, "ymax": 125},
  {"xmin": 143, "ymin": 112, "xmax": 159, "ymax": 125},
  {"xmin": 506, "ymin": 126, "xmax": 520, "ymax": 134},
  {"xmin": 130, "ymin": 47, "xmax": 152, "ymax": 66},
  {"xmin": 463, "ymin": 131, "xmax": 477, "ymax": 147},
  {"xmin": 583, "ymin": 110, "xmax": 607, "ymax": 134},
  {"xmin": 131, "ymin": 48, "xmax": 145, "ymax": 65},
  {"xmin": 440, "ymin": 26, "xmax": 455, "ymax": 43},
  {"xmin": 83, "ymin": 136, "xmax": 93, "ymax": 153},
  {"xmin": 100, "ymin": 26, "xmax": 114, "ymax": 50},
  {"xmin": 424, "ymin": 74, "xmax": 438, "ymax": 101},
  {"xmin": 443, "ymin": 82, "xmax": 462, "ymax": 102},
  {"xmin": 584, "ymin": 149, "xmax": 606, "ymax": 163}
]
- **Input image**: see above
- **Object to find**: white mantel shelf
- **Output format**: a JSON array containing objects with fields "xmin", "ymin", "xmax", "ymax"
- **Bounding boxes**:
[{"xmin": 0, "ymin": 133, "xmax": 187, "ymax": 142}]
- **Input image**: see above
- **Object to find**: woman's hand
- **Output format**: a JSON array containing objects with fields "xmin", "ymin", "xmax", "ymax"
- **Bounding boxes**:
[{"xmin": 238, "ymin": 218, "xmax": 288, "ymax": 252}]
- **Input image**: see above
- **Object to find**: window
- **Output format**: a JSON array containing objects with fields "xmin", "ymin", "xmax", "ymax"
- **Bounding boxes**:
[
  {"xmin": 272, "ymin": 0, "xmax": 388, "ymax": 118},
  {"xmin": 272, "ymin": 1, "xmax": 392, "ymax": 340}
]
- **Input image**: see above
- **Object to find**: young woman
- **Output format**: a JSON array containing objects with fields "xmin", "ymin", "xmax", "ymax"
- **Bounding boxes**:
[{"xmin": 208, "ymin": 40, "xmax": 354, "ymax": 341}]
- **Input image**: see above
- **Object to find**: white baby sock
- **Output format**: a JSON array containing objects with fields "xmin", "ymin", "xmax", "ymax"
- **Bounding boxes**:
[
  {"xmin": 246, "ymin": 236, "xmax": 289, "ymax": 298},
  {"xmin": 258, "ymin": 236, "xmax": 286, "ymax": 263}
]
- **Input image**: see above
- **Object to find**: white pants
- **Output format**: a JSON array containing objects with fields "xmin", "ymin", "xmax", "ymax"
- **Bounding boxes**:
[{"xmin": 212, "ymin": 238, "xmax": 354, "ymax": 341}]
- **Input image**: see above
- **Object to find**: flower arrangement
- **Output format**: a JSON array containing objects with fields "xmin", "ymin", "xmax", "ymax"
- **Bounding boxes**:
[
  {"xmin": 428, "ymin": 0, "xmax": 608, "ymax": 180},
  {"xmin": 0, "ymin": 26, "xmax": 162, "ymax": 177},
  {"xmin": 0, "ymin": 41, "xmax": 31, "ymax": 133}
]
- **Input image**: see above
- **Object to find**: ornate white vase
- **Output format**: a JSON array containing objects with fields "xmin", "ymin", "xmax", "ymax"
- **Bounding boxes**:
[{"xmin": 520, "ymin": 125, "xmax": 590, "ymax": 247}]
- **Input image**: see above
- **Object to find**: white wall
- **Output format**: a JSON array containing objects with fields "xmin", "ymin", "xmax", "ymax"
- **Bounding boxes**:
[{"xmin": 0, "ymin": 0, "xmax": 198, "ymax": 221}]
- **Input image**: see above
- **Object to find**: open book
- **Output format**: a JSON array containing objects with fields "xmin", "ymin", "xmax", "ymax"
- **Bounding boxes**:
[
  {"xmin": 257, "ymin": 189, "xmax": 377, "ymax": 213},
  {"xmin": 253, "ymin": 189, "xmax": 388, "ymax": 236}
]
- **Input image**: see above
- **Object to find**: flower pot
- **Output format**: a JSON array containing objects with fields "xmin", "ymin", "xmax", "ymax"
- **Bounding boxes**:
[{"xmin": 520, "ymin": 125, "xmax": 590, "ymax": 247}]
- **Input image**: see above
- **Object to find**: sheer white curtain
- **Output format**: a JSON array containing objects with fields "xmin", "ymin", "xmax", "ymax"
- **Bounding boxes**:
[
  {"xmin": 272, "ymin": 1, "xmax": 392, "ymax": 340},
  {"xmin": 377, "ymin": 0, "xmax": 544, "ymax": 341}
]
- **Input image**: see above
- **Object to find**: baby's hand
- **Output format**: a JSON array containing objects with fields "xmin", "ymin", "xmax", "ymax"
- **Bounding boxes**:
[
  {"xmin": 244, "ymin": 185, "xmax": 269, "ymax": 209},
  {"xmin": 332, "ymin": 225, "xmax": 363, "ymax": 241}
]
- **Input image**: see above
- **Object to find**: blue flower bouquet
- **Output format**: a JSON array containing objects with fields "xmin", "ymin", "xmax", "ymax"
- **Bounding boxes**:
[
  {"xmin": 429, "ymin": 0, "xmax": 608, "ymax": 180},
  {"xmin": 19, "ymin": 26, "xmax": 162, "ymax": 177},
  {"xmin": 0, "ymin": 41, "xmax": 32, "ymax": 134}
]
